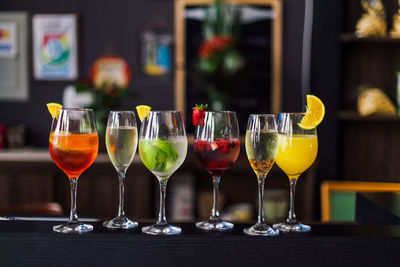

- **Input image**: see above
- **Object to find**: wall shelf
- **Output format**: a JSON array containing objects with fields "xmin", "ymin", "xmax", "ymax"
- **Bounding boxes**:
[
  {"xmin": 338, "ymin": 111, "xmax": 400, "ymax": 122},
  {"xmin": 340, "ymin": 33, "xmax": 400, "ymax": 43}
]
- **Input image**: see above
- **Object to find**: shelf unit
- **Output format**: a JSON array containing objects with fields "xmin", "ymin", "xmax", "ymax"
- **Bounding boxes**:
[
  {"xmin": 338, "ymin": 111, "xmax": 400, "ymax": 122},
  {"xmin": 340, "ymin": 0, "xmax": 400, "ymax": 182},
  {"xmin": 340, "ymin": 33, "xmax": 400, "ymax": 43}
]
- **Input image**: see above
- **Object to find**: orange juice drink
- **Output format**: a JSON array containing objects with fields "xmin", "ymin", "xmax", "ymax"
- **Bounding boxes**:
[{"xmin": 275, "ymin": 134, "xmax": 318, "ymax": 179}]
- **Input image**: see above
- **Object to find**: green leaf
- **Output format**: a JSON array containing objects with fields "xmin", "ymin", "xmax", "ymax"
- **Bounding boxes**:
[
  {"xmin": 139, "ymin": 141, "xmax": 157, "ymax": 170},
  {"xmin": 196, "ymin": 58, "xmax": 218, "ymax": 74},
  {"xmin": 141, "ymin": 139, "xmax": 179, "ymax": 173},
  {"xmin": 203, "ymin": 8, "xmax": 215, "ymax": 40},
  {"xmin": 156, "ymin": 139, "xmax": 178, "ymax": 161},
  {"xmin": 155, "ymin": 149, "xmax": 167, "ymax": 171},
  {"xmin": 233, "ymin": 7, "xmax": 242, "ymax": 38},
  {"xmin": 215, "ymin": 0, "xmax": 223, "ymax": 35},
  {"xmin": 221, "ymin": 6, "xmax": 230, "ymax": 35},
  {"xmin": 223, "ymin": 49, "xmax": 243, "ymax": 74}
]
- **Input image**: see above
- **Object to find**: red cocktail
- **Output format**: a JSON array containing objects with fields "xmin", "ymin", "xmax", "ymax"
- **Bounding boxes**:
[
  {"xmin": 194, "ymin": 138, "xmax": 240, "ymax": 176},
  {"xmin": 194, "ymin": 111, "xmax": 240, "ymax": 231}
]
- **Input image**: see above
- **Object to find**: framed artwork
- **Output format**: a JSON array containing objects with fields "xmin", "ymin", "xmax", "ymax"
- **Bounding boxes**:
[
  {"xmin": 0, "ymin": 12, "xmax": 29, "ymax": 101},
  {"xmin": 32, "ymin": 13, "xmax": 79, "ymax": 81},
  {"xmin": 141, "ymin": 30, "xmax": 172, "ymax": 76},
  {"xmin": 175, "ymin": 0, "xmax": 282, "ymax": 131}
]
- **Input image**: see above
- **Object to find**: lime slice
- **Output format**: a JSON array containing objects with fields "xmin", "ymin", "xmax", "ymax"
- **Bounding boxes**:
[
  {"xmin": 47, "ymin": 103, "xmax": 63, "ymax": 119},
  {"xmin": 136, "ymin": 105, "xmax": 151, "ymax": 121},
  {"xmin": 298, "ymin": 95, "xmax": 325, "ymax": 129}
]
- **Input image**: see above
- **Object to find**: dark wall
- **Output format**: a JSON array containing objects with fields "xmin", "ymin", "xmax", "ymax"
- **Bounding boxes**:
[
  {"xmin": 311, "ymin": 0, "xmax": 342, "ymax": 182},
  {"xmin": 0, "ymin": 0, "xmax": 312, "ymax": 147},
  {"xmin": 0, "ymin": 0, "xmax": 343, "ymax": 220},
  {"xmin": 282, "ymin": 0, "xmax": 305, "ymax": 112},
  {"xmin": 0, "ymin": 0, "xmax": 175, "ymax": 147},
  {"xmin": 309, "ymin": 0, "xmax": 342, "ymax": 218}
]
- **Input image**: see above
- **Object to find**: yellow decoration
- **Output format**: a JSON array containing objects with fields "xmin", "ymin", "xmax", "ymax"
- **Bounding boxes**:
[
  {"xmin": 357, "ymin": 88, "xmax": 396, "ymax": 116},
  {"xmin": 391, "ymin": 0, "xmax": 400, "ymax": 37},
  {"xmin": 145, "ymin": 64, "xmax": 165, "ymax": 76},
  {"xmin": 298, "ymin": 95, "xmax": 326, "ymax": 130},
  {"xmin": 356, "ymin": 0, "xmax": 387, "ymax": 37},
  {"xmin": 136, "ymin": 105, "xmax": 152, "ymax": 121},
  {"xmin": 46, "ymin": 103, "xmax": 63, "ymax": 119}
]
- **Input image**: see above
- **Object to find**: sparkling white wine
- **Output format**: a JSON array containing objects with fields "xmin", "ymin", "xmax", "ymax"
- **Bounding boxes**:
[
  {"xmin": 245, "ymin": 130, "xmax": 278, "ymax": 177},
  {"xmin": 139, "ymin": 137, "xmax": 187, "ymax": 180},
  {"xmin": 106, "ymin": 126, "xmax": 138, "ymax": 172}
]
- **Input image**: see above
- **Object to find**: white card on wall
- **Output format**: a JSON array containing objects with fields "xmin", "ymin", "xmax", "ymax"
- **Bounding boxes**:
[
  {"xmin": 0, "ymin": 22, "xmax": 17, "ymax": 58},
  {"xmin": 0, "ymin": 12, "xmax": 28, "ymax": 102}
]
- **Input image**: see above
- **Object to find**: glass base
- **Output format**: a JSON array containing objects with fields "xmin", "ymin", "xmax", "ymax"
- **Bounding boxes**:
[
  {"xmin": 272, "ymin": 221, "xmax": 310, "ymax": 233},
  {"xmin": 244, "ymin": 223, "xmax": 279, "ymax": 236},
  {"xmin": 142, "ymin": 223, "xmax": 181, "ymax": 235},
  {"xmin": 196, "ymin": 219, "xmax": 234, "ymax": 231},
  {"xmin": 103, "ymin": 216, "xmax": 138, "ymax": 229},
  {"xmin": 53, "ymin": 221, "xmax": 93, "ymax": 234}
]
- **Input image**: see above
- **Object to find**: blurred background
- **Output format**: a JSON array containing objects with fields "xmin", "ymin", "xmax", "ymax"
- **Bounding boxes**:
[{"xmin": 1, "ymin": 0, "xmax": 398, "ymax": 224}]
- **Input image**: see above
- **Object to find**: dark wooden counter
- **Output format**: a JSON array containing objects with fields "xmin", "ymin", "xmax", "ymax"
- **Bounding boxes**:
[{"xmin": 0, "ymin": 220, "xmax": 400, "ymax": 266}]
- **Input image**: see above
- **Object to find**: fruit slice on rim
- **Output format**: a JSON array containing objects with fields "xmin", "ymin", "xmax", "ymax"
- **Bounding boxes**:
[
  {"xmin": 136, "ymin": 105, "xmax": 152, "ymax": 121},
  {"xmin": 298, "ymin": 95, "xmax": 325, "ymax": 129},
  {"xmin": 47, "ymin": 103, "xmax": 63, "ymax": 119}
]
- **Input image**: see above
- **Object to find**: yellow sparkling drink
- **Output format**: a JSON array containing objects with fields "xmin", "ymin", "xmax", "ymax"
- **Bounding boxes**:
[{"xmin": 275, "ymin": 134, "xmax": 318, "ymax": 179}]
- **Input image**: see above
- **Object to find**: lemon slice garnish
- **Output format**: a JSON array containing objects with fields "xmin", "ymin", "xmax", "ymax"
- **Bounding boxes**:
[
  {"xmin": 298, "ymin": 95, "xmax": 325, "ymax": 129},
  {"xmin": 47, "ymin": 103, "xmax": 63, "ymax": 119},
  {"xmin": 136, "ymin": 105, "xmax": 152, "ymax": 121}
]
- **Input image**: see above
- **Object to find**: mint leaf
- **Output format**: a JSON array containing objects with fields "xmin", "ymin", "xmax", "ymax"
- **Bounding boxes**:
[
  {"xmin": 157, "ymin": 139, "xmax": 178, "ymax": 160},
  {"xmin": 155, "ymin": 149, "xmax": 167, "ymax": 171},
  {"xmin": 140, "ymin": 141, "xmax": 157, "ymax": 170},
  {"xmin": 141, "ymin": 139, "xmax": 179, "ymax": 173}
]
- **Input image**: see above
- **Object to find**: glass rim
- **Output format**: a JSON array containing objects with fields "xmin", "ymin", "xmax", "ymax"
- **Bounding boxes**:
[
  {"xmin": 278, "ymin": 112, "xmax": 306, "ymax": 115},
  {"xmin": 109, "ymin": 110, "xmax": 136, "ymax": 113},
  {"xmin": 148, "ymin": 110, "xmax": 183, "ymax": 113},
  {"xmin": 204, "ymin": 111, "xmax": 236, "ymax": 114},
  {"xmin": 249, "ymin": 113, "xmax": 276, "ymax": 117},
  {"xmin": 60, "ymin": 108, "xmax": 94, "ymax": 112}
]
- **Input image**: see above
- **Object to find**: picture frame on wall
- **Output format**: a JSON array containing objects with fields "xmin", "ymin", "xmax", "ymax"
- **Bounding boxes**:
[
  {"xmin": 0, "ymin": 12, "xmax": 29, "ymax": 101},
  {"xmin": 174, "ymin": 0, "xmax": 282, "ymax": 132},
  {"xmin": 32, "ymin": 13, "xmax": 79, "ymax": 81}
]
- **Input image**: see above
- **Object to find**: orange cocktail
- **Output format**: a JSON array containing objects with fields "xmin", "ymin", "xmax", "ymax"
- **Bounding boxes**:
[
  {"xmin": 49, "ymin": 132, "xmax": 98, "ymax": 178},
  {"xmin": 49, "ymin": 108, "xmax": 98, "ymax": 234}
]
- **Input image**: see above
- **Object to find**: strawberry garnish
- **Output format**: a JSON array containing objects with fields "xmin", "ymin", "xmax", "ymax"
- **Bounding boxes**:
[{"xmin": 192, "ymin": 104, "xmax": 208, "ymax": 127}]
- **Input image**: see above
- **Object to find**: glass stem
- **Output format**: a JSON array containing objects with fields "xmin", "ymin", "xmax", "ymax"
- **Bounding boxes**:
[
  {"xmin": 117, "ymin": 171, "xmax": 126, "ymax": 218},
  {"xmin": 210, "ymin": 176, "xmax": 221, "ymax": 220},
  {"xmin": 287, "ymin": 178, "xmax": 298, "ymax": 224},
  {"xmin": 257, "ymin": 175, "xmax": 266, "ymax": 225},
  {"xmin": 157, "ymin": 179, "xmax": 168, "ymax": 225},
  {"xmin": 69, "ymin": 177, "xmax": 79, "ymax": 224}
]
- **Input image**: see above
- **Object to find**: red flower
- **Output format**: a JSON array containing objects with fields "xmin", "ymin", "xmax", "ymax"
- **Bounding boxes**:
[{"xmin": 198, "ymin": 35, "xmax": 234, "ymax": 58}]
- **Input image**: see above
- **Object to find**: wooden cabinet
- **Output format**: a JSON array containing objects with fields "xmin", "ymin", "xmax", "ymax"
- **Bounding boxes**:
[
  {"xmin": 0, "ymin": 152, "xmax": 153, "ymax": 219},
  {"xmin": 340, "ymin": 0, "xmax": 400, "ymax": 181},
  {"xmin": 0, "ymin": 149, "xmax": 316, "ymax": 222}
]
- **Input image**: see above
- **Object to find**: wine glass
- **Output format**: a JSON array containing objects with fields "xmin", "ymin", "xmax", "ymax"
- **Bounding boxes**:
[
  {"xmin": 49, "ymin": 108, "xmax": 99, "ymax": 233},
  {"xmin": 244, "ymin": 114, "xmax": 279, "ymax": 236},
  {"xmin": 194, "ymin": 111, "xmax": 240, "ymax": 231},
  {"xmin": 103, "ymin": 111, "xmax": 138, "ymax": 229},
  {"xmin": 139, "ymin": 111, "xmax": 187, "ymax": 235},
  {"xmin": 273, "ymin": 113, "xmax": 318, "ymax": 233}
]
